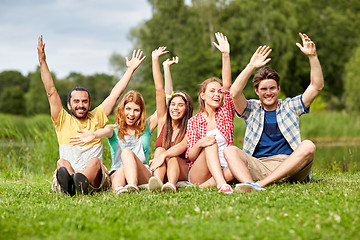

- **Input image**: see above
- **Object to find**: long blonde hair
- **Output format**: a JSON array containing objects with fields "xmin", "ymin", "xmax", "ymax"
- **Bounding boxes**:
[
  {"xmin": 198, "ymin": 77, "xmax": 222, "ymax": 113},
  {"xmin": 115, "ymin": 90, "xmax": 146, "ymax": 141}
]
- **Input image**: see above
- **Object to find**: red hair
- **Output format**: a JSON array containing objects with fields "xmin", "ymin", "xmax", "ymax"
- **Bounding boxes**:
[{"xmin": 115, "ymin": 90, "xmax": 146, "ymax": 141}]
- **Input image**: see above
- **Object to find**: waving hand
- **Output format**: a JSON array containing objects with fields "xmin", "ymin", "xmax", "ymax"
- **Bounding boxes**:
[
  {"xmin": 126, "ymin": 49, "xmax": 146, "ymax": 71},
  {"xmin": 248, "ymin": 45, "xmax": 272, "ymax": 68},
  {"xmin": 212, "ymin": 32, "xmax": 230, "ymax": 54},
  {"xmin": 296, "ymin": 33, "xmax": 317, "ymax": 56}
]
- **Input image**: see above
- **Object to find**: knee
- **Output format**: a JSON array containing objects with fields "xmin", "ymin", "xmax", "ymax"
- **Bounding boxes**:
[
  {"xmin": 57, "ymin": 158, "xmax": 68, "ymax": 168},
  {"xmin": 223, "ymin": 145, "xmax": 238, "ymax": 157},
  {"xmin": 166, "ymin": 157, "xmax": 178, "ymax": 165},
  {"xmin": 121, "ymin": 148, "xmax": 132, "ymax": 157},
  {"xmin": 120, "ymin": 148, "xmax": 134, "ymax": 162},
  {"xmin": 88, "ymin": 157, "xmax": 101, "ymax": 168},
  {"xmin": 301, "ymin": 140, "xmax": 316, "ymax": 156},
  {"xmin": 224, "ymin": 145, "xmax": 245, "ymax": 159}
]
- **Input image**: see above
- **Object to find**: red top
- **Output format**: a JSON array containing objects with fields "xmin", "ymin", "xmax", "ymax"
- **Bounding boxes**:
[
  {"xmin": 186, "ymin": 88, "xmax": 235, "ymax": 158},
  {"xmin": 155, "ymin": 126, "xmax": 187, "ymax": 160}
]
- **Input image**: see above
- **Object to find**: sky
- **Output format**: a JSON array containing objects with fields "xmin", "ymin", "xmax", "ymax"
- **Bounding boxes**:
[{"xmin": 0, "ymin": 0, "xmax": 153, "ymax": 79}]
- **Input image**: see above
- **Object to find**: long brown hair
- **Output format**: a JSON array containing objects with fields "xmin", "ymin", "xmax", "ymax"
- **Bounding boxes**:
[
  {"xmin": 115, "ymin": 90, "xmax": 146, "ymax": 141},
  {"xmin": 162, "ymin": 91, "xmax": 193, "ymax": 150},
  {"xmin": 198, "ymin": 77, "xmax": 222, "ymax": 113}
]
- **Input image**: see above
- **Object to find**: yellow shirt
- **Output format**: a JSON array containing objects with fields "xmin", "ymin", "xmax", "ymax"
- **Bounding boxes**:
[{"xmin": 53, "ymin": 106, "xmax": 108, "ymax": 170}]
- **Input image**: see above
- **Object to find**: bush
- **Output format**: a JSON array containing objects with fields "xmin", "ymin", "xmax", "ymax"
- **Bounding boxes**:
[{"xmin": 344, "ymin": 45, "xmax": 360, "ymax": 112}]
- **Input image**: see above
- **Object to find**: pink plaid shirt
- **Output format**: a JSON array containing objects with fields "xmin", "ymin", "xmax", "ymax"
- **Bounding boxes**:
[{"xmin": 186, "ymin": 88, "xmax": 235, "ymax": 158}]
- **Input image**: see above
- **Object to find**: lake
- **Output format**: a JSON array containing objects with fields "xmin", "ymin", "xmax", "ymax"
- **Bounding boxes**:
[
  {"xmin": 314, "ymin": 143, "xmax": 360, "ymax": 173},
  {"xmin": 1, "ymin": 140, "xmax": 359, "ymax": 174}
]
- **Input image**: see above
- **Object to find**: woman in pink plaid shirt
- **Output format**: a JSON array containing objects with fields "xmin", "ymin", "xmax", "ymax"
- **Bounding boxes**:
[{"xmin": 186, "ymin": 32, "xmax": 235, "ymax": 194}]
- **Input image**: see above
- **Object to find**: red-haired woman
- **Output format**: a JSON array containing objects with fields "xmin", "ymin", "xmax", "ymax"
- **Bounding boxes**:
[{"xmin": 70, "ymin": 53, "xmax": 158, "ymax": 194}]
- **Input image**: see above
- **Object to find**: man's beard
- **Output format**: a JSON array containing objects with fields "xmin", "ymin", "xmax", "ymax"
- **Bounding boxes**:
[{"xmin": 70, "ymin": 106, "xmax": 89, "ymax": 119}]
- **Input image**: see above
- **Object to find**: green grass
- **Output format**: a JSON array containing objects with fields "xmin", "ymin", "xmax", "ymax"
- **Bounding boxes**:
[
  {"xmin": 1, "ymin": 112, "xmax": 360, "ymax": 239},
  {"xmin": 2, "ymin": 111, "xmax": 360, "ymax": 141},
  {"xmin": 300, "ymin": 112, "xmax": 360, "ymax": 140},
  {"xmin": 1, "ymin": 172, "xmax": 359, "ymax": 240}
]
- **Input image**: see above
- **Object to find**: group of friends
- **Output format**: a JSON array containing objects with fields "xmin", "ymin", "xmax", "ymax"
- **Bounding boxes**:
[{"xmin": 36, "ymin": 31, "xmax": 323, "ymax": 195}]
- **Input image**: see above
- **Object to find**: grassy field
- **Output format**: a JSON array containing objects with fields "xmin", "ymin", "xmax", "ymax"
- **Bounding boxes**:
[
  {"xmin": 1, "ymin": 112, "xmax": 360, "ymax": 239},
  {"xmin": 1, "ymin": 111, "xmax": 360, "ymax": 175},
  {"xmin": 1, "ymin": 172, "xmax": 359, "ymax": 240}
]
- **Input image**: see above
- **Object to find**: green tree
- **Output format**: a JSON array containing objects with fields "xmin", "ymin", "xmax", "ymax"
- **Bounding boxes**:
[
  {"xmin": 295, "ymin": 0, "xmax": 360, "ymax": 98},
  {"xmin": 25, "ymin": 67, "xmax": 52, "ymax": 115},
  {"xmin": 344, "ymin": 45, "xmax": 360, "ymax": 112},
  {"xmin": 114, "ymin": 0, "xmax": 225, "ymax": 112},
  {"xmin": 0, "ymin": 86, "xmax": 25, "ymax": 114},
  {"xmin": 114, "ymin": 0, "xmax": 360, "ymax": 112},
  {"xmin": 222, "ymin": 0, "xmax": 303, "ymax": 98},
  {"xmin": 0, "ymin": 70, "xmax": 29, "ymax": 94},
  {"xmin": 0, "ymin": 71, "xmax": 30, "ymax": 114},
  {"xmin": 68, "ymin": 72, "xmax": 116, "ymax": 110},
  {"xmin": 54, "ymin": 76, "xmax": 72, "ymax": 108}
]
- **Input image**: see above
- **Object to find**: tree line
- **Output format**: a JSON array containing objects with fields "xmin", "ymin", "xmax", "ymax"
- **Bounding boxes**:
[
  {"xmin": 0, "ymin": 69, "xmax": 116, "ymax": 115},
  {"xmin": 1, "ymin": 0, "xmax": 360, "ymax": 115}
]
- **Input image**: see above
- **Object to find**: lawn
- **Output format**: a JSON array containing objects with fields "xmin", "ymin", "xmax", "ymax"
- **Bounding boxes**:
[
  {"xmin": 1, "ymin": 112, "xmax": 360, "ymax": 239},
  {"xmin": 1, "ymin": 171, "xmax": 359, "ymax": 240}
]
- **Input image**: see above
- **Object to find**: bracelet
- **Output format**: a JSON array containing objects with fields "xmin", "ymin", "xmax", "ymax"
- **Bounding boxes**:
[{"xmin": 46, "ymin": 88, "xmax": 56, "ymax": 97}]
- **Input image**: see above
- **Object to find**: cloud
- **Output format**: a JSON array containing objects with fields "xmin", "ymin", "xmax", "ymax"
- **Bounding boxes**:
[{"xmin": 0, "ymin": 0, "xmax": 152, "ymax": 78}]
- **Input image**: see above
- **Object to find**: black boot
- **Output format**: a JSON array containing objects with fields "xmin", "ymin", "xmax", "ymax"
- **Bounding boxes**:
[
  {"xmin": 74, "ymin": 172, "xmax": 89, "ymax": 195},
  {"xmin": 56, "ymin": 167, "xmax": 75, "ymax": 196}
]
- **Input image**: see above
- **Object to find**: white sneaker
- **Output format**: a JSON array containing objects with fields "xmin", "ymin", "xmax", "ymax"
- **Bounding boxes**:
[
  {"xmin": 114, "ymin": 186, "xmax": 128, "ymax": 195},
  {"xmin": 161, "ymin": 182, "xmax": 176, "ymax": 193},
  {"xmin": 148, "ymin": 176, "xmax": 163, "ymax": 193},
  {"xmin": 234, "ymin": 182, "xmax": 266, "ymax": 193},
  {"xmin": 125, "ymin": 184, "xmax": 139, "ymax": 193}
]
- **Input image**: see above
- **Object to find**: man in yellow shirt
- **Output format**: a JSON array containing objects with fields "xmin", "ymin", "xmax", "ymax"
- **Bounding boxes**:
[{"xmin": 37, "ymin": 35, "xmax": 146, "ymax": 195}]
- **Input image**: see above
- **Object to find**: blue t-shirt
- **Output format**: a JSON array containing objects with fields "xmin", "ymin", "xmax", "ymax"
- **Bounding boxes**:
[{"xmin": 253, "ymin": 110, "xmax": 293, "ymax": 158}]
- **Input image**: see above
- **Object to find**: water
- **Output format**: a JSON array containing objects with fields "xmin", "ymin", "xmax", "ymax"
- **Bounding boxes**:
[
  {"xmin": 1, "ymin": 140, "xmax": 360, "ymax": 173},
  {"xmin": 314, "ymin": 143, "xmax": 360, "ymax": 173}
]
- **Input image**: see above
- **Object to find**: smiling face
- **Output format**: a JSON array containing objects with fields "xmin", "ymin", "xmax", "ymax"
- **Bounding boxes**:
[
  {"xmin": 67, "ymin": 90, "xmax": 90, "ymax": 119},
  {"xmin": 169, "ymin": 96, "xmax": 186, "ymax": 121},
  {"xmin": 255, "ymin": 79, "xmax": 280, "ymax": 111},
  {"xmin": 201, "ymin": 81, "xmax": 223, "ymax": 111},
  {"xmin": 124, "ymin": 102, "xmax": 141, "ymax": 126}
]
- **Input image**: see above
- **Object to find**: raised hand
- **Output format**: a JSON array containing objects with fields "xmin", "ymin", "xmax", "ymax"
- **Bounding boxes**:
[
  {"xmin": 69, "ymin": 130, "xmax": 96, "ymax": 146},
  {"xmin": 152, "ymin": 46, "xmax": 169, "ymax": 60},
  {"xmin": 248, "ymin": 45, "xmax": 272, "ymax": 68},
  {"xmin": 37, "ymin": 35, "xmax": 46, "ymax": 64},
  {"xmin": 163, "ymin": 56, "xmax": 179, "ymax": 68},
  {"xmin": 296, "ymin": 33, "xmax": 317, "ymax": 56},
  {"xmin": 212, "ymin": 32, "xmax": 230, "ymax": 54},
  {"xmin": 126, "ymin": 49, "xmax": 146, "ymax": 71}
]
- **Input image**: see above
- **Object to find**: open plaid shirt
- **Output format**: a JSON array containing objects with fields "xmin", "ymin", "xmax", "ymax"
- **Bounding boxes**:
[
  {"xmin": 236, "ymin": 94, "xmax": 309, "ymax": 155},
  {"xmin": 186, "ymin": 88, "xmax": 235, "ymax": 158}
]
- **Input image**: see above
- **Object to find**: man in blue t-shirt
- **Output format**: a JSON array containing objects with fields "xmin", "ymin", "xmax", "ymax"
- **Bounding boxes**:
[{"xmin": 225, "ymin": 33, "xmax": 324, "ymax": 192}]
